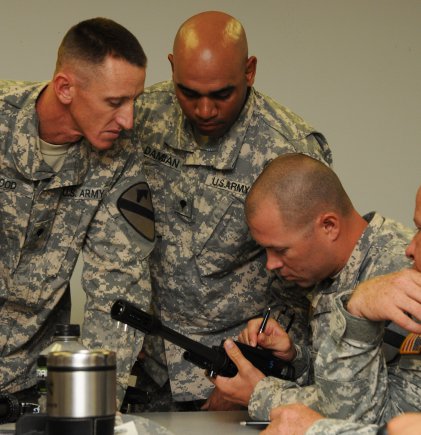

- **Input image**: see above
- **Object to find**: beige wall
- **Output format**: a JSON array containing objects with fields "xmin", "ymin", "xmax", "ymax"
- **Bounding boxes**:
[{"xmin": 1, "ymin": 0, "xmax": 420, "ymax": 324}]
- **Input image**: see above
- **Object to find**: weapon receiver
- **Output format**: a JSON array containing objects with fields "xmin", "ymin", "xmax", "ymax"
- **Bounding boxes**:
[{"xmin": 111, "ymin": 299, "xmax": 294, "ymax": 380}]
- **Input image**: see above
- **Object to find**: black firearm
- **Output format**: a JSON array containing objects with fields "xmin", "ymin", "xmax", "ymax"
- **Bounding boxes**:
[{"xmin": 111, "ymin": 299, "xmax": 294, "ymax": 380}]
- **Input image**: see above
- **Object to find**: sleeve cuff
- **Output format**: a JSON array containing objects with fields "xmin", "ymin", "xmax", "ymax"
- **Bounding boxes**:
[
  {"xmin": 291, "ymin": 344, "xmax": 311, "ymax": 380},
  {"xmin": 332, "ymin": 292, "xmax": 384, "ymax": 346}
]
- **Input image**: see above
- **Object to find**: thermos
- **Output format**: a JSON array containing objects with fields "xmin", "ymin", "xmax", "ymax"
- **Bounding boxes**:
[
  {"xmin": 17, "ymin": 349, "xmax": 116, "ymax": 435},
  {"xmin": 37, "ymin": 324, "xmax": 87, "ymax": 413},
  {"xmin": 46, "ymin": 349, "xmax": 116, "ymax": 435}
]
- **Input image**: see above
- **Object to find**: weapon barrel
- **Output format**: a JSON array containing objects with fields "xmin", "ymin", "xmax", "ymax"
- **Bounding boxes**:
[{"xmin": 111, "ymin": 299, "xmax": 217, "ymax": 362}]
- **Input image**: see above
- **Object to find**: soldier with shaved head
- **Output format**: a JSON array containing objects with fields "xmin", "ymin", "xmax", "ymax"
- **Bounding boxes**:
[
  {"xmin": 134, "ymin": 11, "xmax": 332, "ymax": 411},
  {"xmin": 210, "ymin": 155, "xmax": 418, "ymax": 427}
]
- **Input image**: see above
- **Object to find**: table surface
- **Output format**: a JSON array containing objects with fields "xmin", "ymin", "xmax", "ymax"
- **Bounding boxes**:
[
  {"xmin": 139, "ymin": 410, "xmax": 266, "ymax": 434},
  {"xmin": 0, "ymin": 411, "xmax": 267, "ymax": 434}
]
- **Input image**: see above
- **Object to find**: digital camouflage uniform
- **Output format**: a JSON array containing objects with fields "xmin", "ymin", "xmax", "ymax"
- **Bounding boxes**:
[
  {"xmin": 305, "ymin": 418, "xmax": 380, "ymax": 435},
  {"xmin": 249, "ymin": 212, "xmax": 414, "ymax": 421},
  {"xmin": 134, "ymin": 80, "xmax": 332, "ymax": 402},
  {"xmin": 313, "ymin": 291, "xmax": 421, "ymax": 425},
  {"xmin": 301, "ymin": 290, "xmax": 421, "ymax": 435},
  {"xmin": 0, "ymin": 81, "xmax": 155, "ymax": 403}
]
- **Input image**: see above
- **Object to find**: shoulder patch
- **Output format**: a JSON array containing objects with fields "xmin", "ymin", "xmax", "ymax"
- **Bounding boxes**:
[
  {"xmin": 117, "ymin": 182, "xmax": 155, "ymax": 242},
  {"xmin": 400, "ymin": 333, "xmax": 421, "ymax": 355}
]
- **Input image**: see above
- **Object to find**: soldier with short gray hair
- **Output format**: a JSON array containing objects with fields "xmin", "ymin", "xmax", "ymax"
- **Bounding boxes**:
[{"xmin": 0, "ymin": 17, "xmax": 154, "ymax": 406}]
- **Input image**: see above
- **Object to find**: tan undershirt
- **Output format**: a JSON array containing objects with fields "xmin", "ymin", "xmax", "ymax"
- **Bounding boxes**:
[
  {"xmin": 194, "ymin": 131, "xmax": 219, "ymax": 151},
  {"xmin": 38, "ymin": 138, "xmax": 70, "ymax": 172}
]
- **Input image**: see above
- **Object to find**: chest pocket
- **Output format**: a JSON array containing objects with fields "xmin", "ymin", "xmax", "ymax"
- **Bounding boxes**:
[
  {"xmin": 1, "ymin": 194, "xmax": 99, "ymax": 309},
  {"xmin": 46, "ymin": 196, "xmax": 98, "ymax": 277},
  {"xmin": 310, "ymin": 293, "xmax": 335, "ymax": 354},
  {"xmin": 193, "ymin": 191, "xmax": 260, "ymax": 278},
  {"xmin": 0, "ymin": 179, "xmax": 33, "ymax": 270}
]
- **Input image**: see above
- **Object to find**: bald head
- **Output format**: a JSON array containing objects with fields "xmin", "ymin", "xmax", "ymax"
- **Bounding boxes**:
[
  {"xmin": 169, "ymin": 11, "xmax": 256, "ymax": 138},
  {"xmin": 173, "ymin": 11, "xmax": 248, "ymax": 66},
  {"xmin": 246, "ymin": 154, "xmax": 354, "ymax": 230}
]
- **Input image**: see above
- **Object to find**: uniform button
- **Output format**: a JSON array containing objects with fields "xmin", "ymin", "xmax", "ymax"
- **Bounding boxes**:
[
  {"xmin": 36, "ymin": 228, "xmax": 45, "ymax": 237},
  {"xmin": 180, "ymin": 200, "xmax": 187, "ymax": 209}
]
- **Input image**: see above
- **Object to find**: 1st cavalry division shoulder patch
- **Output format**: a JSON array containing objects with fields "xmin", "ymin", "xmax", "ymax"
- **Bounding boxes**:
[
  {"xmin": 400, "ymin": 333, "xmax": 421, "ymax": 355},
  {"xmin": 117, "ymin": 182, "xmax": 155, "ymax": 242}
]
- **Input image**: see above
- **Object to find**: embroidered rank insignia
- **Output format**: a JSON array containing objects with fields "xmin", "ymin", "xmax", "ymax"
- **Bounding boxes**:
[
  {"xmin": 117, "ymin": 182, "xmax": 155, "ymax": 242},
  {"xmin": 400, "ymin": 333, "xmax": 421, "ymax": 355}
]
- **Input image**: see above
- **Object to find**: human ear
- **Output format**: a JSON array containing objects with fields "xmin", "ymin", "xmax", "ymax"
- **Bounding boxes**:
[
  {"xmin": 317, "ymin": 212, "xmax": 340, "ymax": 241},
  {"xmin": 53, "ymin": 73, "xmax": 73, "ymax": 105},
  {"xmin": 168, "ymin": 54, "xmax": 175, "ymax": 73},
  {"xmin": 245, "ymin": 56, "xmax": 257, "ymax": 86}
]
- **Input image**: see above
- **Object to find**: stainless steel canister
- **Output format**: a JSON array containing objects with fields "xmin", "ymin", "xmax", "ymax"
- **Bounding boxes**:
[{"xmin": 46, "ymin": 349, "xmax": 116, "ymax": 435}]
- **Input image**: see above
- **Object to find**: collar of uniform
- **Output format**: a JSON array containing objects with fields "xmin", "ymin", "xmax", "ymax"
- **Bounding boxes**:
[
  {"xmin": 9, "ymin": 82, "xmax": 51, "ymax": 181},
  {"xmin": 45, "ymin": 139, "xmax": 91, "ymax": 189},
  {"xmin": 166, "ymin": 87, "xmax": 257, "ymax": 170},
  {"xmin": 9, "ymin": 82, "xmax": 92, "ymax": 187},
  {"xmin": 309, "ymin": 212, "xmax": 385, "ymax": 301},
  {"xmin": 330, "ymin": 212, "xmax": 386, "ymax": 292}
]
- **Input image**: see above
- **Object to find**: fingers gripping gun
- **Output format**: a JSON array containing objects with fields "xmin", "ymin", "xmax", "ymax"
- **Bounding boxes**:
[{"xmin": 111, "ymin": 299, "xmax": 295, "ymax": 380}]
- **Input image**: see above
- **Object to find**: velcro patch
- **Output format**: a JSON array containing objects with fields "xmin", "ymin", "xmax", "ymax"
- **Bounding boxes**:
[
  {"xmin": 117, "ymin": 182, "xmax": 155, "ymax": 242},
  {"xmin": 400, "ymin": 333, "xmax": 421, "ymax": 355},
  {"xmin": 204, "ymin": 174, "xmax": 250, "ymax": 196},
  {"xmin": 143, "ymin": 145, "xmax": 182, "ymax": 171}
]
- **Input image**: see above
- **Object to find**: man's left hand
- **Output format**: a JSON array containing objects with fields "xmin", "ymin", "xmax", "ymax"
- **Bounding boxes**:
[{"xmin": 208, "ymin": 339, "xmax": 265, "ymax": 407}]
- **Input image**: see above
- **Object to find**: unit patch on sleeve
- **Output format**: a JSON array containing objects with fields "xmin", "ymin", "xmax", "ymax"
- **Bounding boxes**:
[
  {"xmin": 117, "ymin": 182, "xmax": 155, "ymax": 242},
  {"xmin": 400, "ymin": 333, "xmax": 421, "ymax": 355}
]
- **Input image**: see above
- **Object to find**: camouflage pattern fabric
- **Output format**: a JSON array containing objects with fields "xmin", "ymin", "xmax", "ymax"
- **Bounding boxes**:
[
  {"xmin": 248, "ymin": 213, "xmax": 414, "ymax": 420},
  {"xmin": 0, "ymin": 81, "xmax": 154, "ymax": 404},
  {"xmin": 314, "ymin": 291, "xmax": 421, "ymax": 425},
  {"xmin": 306, "ymin": 418, "xmax": 380, "ymax": 435},
  {"xmin": 134, "ymin": 80, "xmax": 332, "ymax": 402}
]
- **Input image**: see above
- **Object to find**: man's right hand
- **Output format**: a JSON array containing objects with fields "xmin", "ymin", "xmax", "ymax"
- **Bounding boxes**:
[
  {"xmin": 238, "ymin": 318, "xmax": 296, "ymax": 361},
  {"xmin": 347, "ymin": 269, "xmax": 421, "ymax": 333},
  {"xmin": 260, "ymin": 403, "xmax": 324, "ymax": 435}
]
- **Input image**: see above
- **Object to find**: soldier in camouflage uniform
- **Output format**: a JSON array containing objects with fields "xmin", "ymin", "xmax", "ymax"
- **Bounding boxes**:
[
  {"xmin": 259, "ymin": 194, "xmax": 421, "ymax": 435},
  {"xmin": 257, "ymin": 402, "xmax": 411, "ymax": 435},
  {"xmin": 0, "ymin": 18, "xmax": 154, "ymax": 406},
  {"xmin": 133, "ymin": 11, "xmax": 332, "ymax": 410},
  {"xmin": 210, "ymin": 154, "xmax": 414, "ymax": 422},
  {"xmin": 288, "ymin": 187, "xmax": 421, "ymax": 435}
]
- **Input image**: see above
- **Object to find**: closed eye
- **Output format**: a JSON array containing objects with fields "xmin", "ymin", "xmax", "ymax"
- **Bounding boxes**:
[
  {"xmin": 176, "ymin": 84, "xmax": 235, "ymax": 100},
  {"xmin": 209, "ymin": 87, "xmax": 234, "ymax": 100},
  {"xmin": 108, "ymin": 99, "xmax": 124, "ymax": 108},
  {"xmin": 268, "ymin": 247, "xmax": 288, "ymax": 256}
]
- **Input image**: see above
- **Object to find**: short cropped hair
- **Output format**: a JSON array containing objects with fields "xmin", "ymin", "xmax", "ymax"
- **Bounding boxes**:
[
  {"xmin": 246, "ymin": 154, "xmax": 354, "ymax": 230},
  {"xmin": 56, "ymin": 17, "xmax": 147, "ymax": 71}
]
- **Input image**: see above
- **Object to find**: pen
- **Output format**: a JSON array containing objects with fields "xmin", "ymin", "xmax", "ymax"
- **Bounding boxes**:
[
  {"xmin": 240, "ymin": 421, "xmax": 270, "ymax": 426},
  {"xmin": 285, "ymin": 311, "xmax": 295, "ymax": 333},
  {"xmin": 258, "ymin": 307, "xmax": 271, "ymax": 334}
]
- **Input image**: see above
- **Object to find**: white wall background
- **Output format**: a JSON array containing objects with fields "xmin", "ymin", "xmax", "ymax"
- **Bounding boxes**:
[{"xmin": 1, "ymin": 0, "xmax": 419, "ymax": 324}]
